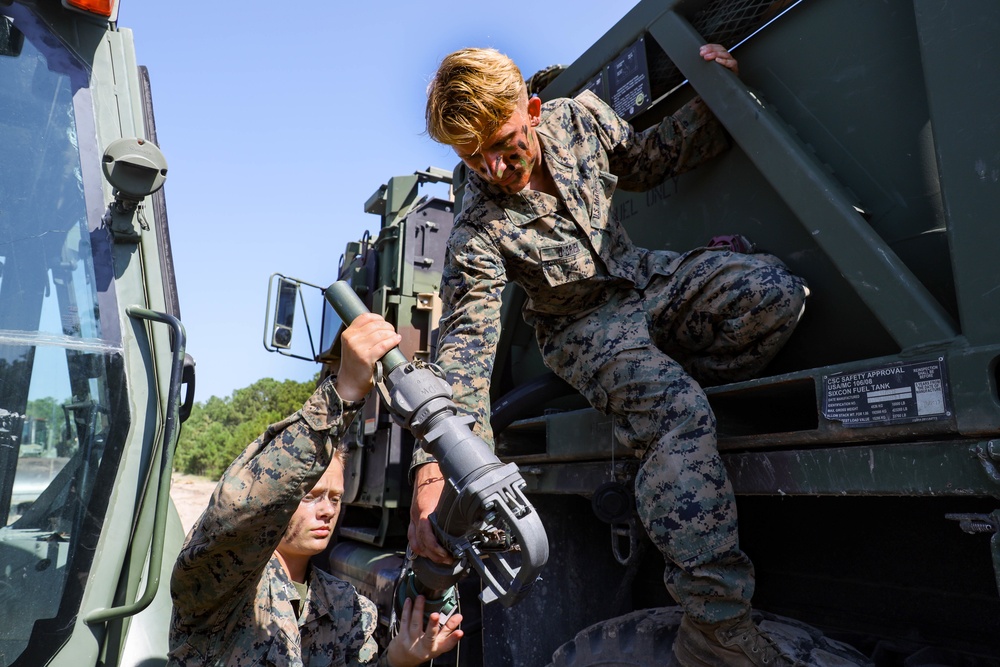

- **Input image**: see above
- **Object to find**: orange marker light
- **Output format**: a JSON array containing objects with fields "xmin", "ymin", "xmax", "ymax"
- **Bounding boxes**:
[{"xmin": 63, "ymin": 0, "xmax": 115, "ymax": 18}]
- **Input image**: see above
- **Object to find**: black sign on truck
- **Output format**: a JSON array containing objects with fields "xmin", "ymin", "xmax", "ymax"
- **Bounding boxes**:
[
  {"xmin": 821, "ymin": 358, "xmax": 951, "ymax": 427},
  {"xmin": 607, "ymin": 37, "xmax": 651, "ymax": 121},
  {"xmin": 576, "ymin": 37, "xmax": 652, "ymax": 122}
]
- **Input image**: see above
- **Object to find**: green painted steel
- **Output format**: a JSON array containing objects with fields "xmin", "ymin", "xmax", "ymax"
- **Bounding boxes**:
[
  {"xmin": 913, "ymin": 3, "xmax": 1000, "ymax": 345},
  {"xmin": 499, "ymin": 0, "xmax": 1000, "ymax": 498},
  {"xmin": 486, "ymin": 0, "xmax": 1000, "ymax": 660},
  {"xmin": 0, "ymin": 3, "xmax": 189, "ymax": 666},
  {"xmin": 314, "ymin": 170, "xmax": 457, "ymax": 550},
  {"xmin": 647, "ymin": 10, "xmax": 956, "ymax": 351},
  {"xmin": 84, "ymin": 307, "xmax": 186, "ymax": 625}
]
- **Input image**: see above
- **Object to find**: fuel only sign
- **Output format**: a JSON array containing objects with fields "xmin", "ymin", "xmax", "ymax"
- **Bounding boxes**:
[{"xmin": 822, "ymin": 358, "xmax": 951, "ymax": 427}]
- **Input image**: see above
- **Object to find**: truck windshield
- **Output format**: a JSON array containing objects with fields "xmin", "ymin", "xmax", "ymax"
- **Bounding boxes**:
[{"xmin": 0, "ymin": 6, "xmax": 128, "ymax": 665}]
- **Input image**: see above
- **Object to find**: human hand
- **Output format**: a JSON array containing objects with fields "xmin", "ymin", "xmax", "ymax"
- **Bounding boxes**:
[
  {"xmin": 335, "ymin": 313, "xmax": 401, "ymax": 402},
  {"xmin": 700, "ymin": 43, "xmax": 739, "ymax": 75},
  {"xmin": 407, "ymin": 462, "xmax": 455, "ymax": 564},
  {"xmin": 386, "ymin": 596, "xmax": 464, "ymax": 667}
]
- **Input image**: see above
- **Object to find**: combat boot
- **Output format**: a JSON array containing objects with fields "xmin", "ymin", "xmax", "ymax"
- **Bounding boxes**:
[{"xmin": 672, "ymin": 613, "xmax": 804, "ymax": 667}]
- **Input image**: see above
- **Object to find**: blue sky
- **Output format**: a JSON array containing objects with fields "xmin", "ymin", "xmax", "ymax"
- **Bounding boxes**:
[{"xmin": 117, "ymin": 2, "xmax": 639, "ymax": 402}]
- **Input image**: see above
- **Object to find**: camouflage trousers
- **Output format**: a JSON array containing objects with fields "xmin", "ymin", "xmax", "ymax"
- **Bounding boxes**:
[{"xmin": 535, "ymin": 248, "xmax": 807, "ymax": 624}]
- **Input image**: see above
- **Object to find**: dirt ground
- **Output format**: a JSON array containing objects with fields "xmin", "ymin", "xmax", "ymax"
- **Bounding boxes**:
[{"xmin": 170, "ymin": 472, "xmax": 218, "ymax": 535}]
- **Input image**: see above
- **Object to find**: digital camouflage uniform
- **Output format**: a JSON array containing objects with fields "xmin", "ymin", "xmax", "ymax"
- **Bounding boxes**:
[
  {"xmin": 421, "ymin": 90, "xmax": 807, "ymax": 624},
  {"xmin": 169, "ymin": 378, "xmax": 388, "ymax": 667}
]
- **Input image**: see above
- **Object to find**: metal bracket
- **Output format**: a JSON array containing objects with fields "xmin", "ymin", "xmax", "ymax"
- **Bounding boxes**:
[
  {"xmin": 945, "ymin": 509, "xmax": 1000, "ymax": 598},
  {"xmin": 610, "ymin": 519, "xmax": 640, "ymax": 567},
  {"xmin": 973, "ymin": 441, "xmax": 1000, "ymax": 486},
  {"xmin": 592, "ymin": 481, "xmax": 641, "ymax": 566},
  {"xmin": 104, "ymin": 201, "xmax": 147, "ymax": 243}
]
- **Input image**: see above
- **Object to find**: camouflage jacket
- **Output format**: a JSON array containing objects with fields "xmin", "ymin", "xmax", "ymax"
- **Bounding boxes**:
[
  {"xmin": 419, "ymin": 90, "xmax": 730, "ymax": 456},
  {"xmin": 168, "ymin": 378, "xmax": 387, "ymax": 667}
]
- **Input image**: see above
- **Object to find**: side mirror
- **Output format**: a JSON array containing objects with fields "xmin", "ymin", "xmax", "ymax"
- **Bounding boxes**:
[
  {"xmin": 270, "ymin": 278, "xmax": 297, "ymax": 349},
  {"xmin": 263, "ymin": 274, "xmax": 324, "ymax": 361}
]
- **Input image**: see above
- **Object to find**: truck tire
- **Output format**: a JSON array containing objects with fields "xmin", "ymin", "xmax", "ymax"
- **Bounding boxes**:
[
  {"xmin": 545, "ymin": 607, "xmax": 874, "ymax": 667},
  {"xmin": 546, "ymin": 608, "xmax": 682, "ymax": 667}
]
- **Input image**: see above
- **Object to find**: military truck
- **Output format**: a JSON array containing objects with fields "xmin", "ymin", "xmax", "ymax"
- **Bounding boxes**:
[
  {"xmin": 266, "ymin": 0, "xmax": 1000, "ymax": 664},
  {"xmin": 1, "ymin": 2, "xmax": 190, "ymax": 666}
]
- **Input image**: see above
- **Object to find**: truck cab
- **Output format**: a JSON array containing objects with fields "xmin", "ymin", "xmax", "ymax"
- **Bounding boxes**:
[{"xmin": 0, "ymin": 3, "xmax": 189, "ymax": 665}]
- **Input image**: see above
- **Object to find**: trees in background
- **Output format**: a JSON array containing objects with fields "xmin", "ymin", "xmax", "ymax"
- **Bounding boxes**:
[{"xmin": 174, "ymin": 375, "xmax": 319, "ymax": 479}]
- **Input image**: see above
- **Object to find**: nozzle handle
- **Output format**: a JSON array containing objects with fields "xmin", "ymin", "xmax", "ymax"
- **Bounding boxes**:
[{"xmin": 325, "ymin": 281, "xmax": 408, "ymax": 372}]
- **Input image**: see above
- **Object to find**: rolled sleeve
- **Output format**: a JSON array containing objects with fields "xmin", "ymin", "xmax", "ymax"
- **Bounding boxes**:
[
  {"xmin": 573, "ymin": 90, "xmax": 730, "ymax": 191},
  {"xmin": 411, "ymin": 225, "xmax": 507, "ymax": 473}
]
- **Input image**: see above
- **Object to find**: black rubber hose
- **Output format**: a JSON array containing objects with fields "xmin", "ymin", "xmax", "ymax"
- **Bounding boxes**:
[{"xmin": 490, "ymin": 371, "xmax": 577, "ymax": 435}]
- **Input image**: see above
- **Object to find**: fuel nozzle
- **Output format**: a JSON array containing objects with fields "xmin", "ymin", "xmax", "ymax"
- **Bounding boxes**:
[
  {"xmin": 325, "ymin": 281, "xmax": 549, "ymax": 610},
  {"xmin": 391, "ymin": 549, "xmax": 461, "ymax": 631}
]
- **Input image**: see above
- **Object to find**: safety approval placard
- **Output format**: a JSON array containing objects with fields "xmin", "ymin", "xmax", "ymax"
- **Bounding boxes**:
[{"xmin": 821, "ymin": 358, "xmax": 951, "ymax": 427}]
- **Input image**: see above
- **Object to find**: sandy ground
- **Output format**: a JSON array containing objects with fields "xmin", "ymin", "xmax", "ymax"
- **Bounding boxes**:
[{"xmin": 170, "ymin": 472, "xmax": 218, "ymax": 535}]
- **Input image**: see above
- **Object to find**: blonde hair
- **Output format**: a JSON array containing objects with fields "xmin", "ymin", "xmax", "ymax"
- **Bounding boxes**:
[
  {"xmin": 426, "ymin": 48, "xmax": 526, "ymax": 148},
  {"xmin": 332, "ymin": 441, "xmax": 349, "ymax": 469}
]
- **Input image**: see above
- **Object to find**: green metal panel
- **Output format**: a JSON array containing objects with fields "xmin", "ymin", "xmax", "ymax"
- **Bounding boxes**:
[
  {"xmin": 518, "ymin": 438, "xmax": 1000, "ymax": 498},
  {"xmin": 487, "ymin": 0, "xmax": 1000, "ymax": 463},
  {"xmin": 647, "ymin": 6, "xmax": 956, "ymax": 352},
  {"xmin": 913, "ymin": 2, "xmax": 1000, "ymax": 345},
  {"xmin": 728, "ymin": 440, "xmax": 1000, "ymax": 497}
]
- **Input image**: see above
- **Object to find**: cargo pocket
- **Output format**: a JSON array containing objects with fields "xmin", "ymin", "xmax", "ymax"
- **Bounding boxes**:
[{"xmin": 539, "ymin": 239, "xmax": 596, "ymax": 286}]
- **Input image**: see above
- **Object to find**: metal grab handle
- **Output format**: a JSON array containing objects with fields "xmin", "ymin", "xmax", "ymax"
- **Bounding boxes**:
[{"xmin": 84, "ymin": 307, "xmax": 186, "ymax": 625}]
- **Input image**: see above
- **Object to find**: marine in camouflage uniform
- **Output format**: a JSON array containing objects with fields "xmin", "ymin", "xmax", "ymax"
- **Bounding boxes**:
[
  {"xmin": 168, "ymin": 378, "xmax": 386, "ymax": 667},
  {"xmin": 416, "ymin": 47, "xmax": 808, "ymax": 665}
]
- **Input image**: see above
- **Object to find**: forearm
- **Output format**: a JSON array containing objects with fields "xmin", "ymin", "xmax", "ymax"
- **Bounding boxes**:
[
  {"xmin": 409, "ymin": 322, "xmax": 499, "ymax": 472},
  {"xmin": 573, "ymin": 88, "xmax": 729, "ymax": 191},
  {"xmin": 410, "ymin": 232, "xmax": 504, "ymax": 472},
  {"xmin": 658, "ymin": 96, "xmax": 731, "ymax": 176},
  {"xmin": 615, "ymin": 95, "xmax": 730, "ymax": 190}
]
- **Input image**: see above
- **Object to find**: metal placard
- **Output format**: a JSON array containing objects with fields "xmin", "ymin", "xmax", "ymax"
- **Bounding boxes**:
[
  {"xmin": 822, "ymin": 357, "xmax": 951, "ymax": 427},
  {"xmin": 607, "ymin": 37, "xmax": 652, "ymax": 120},
  {"xmin": 582, "ymin": 70, "xmax": 606, "ymax": 103}
]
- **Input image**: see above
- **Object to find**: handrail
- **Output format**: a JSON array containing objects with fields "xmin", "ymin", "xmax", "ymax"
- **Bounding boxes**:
[
  {"xmin": 646, "ymin": 8, "xmax": 956, "ymax": 349},
  {"xmin": 84, "ymin": 307, "xmax": 186, "ymax": 625}
]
